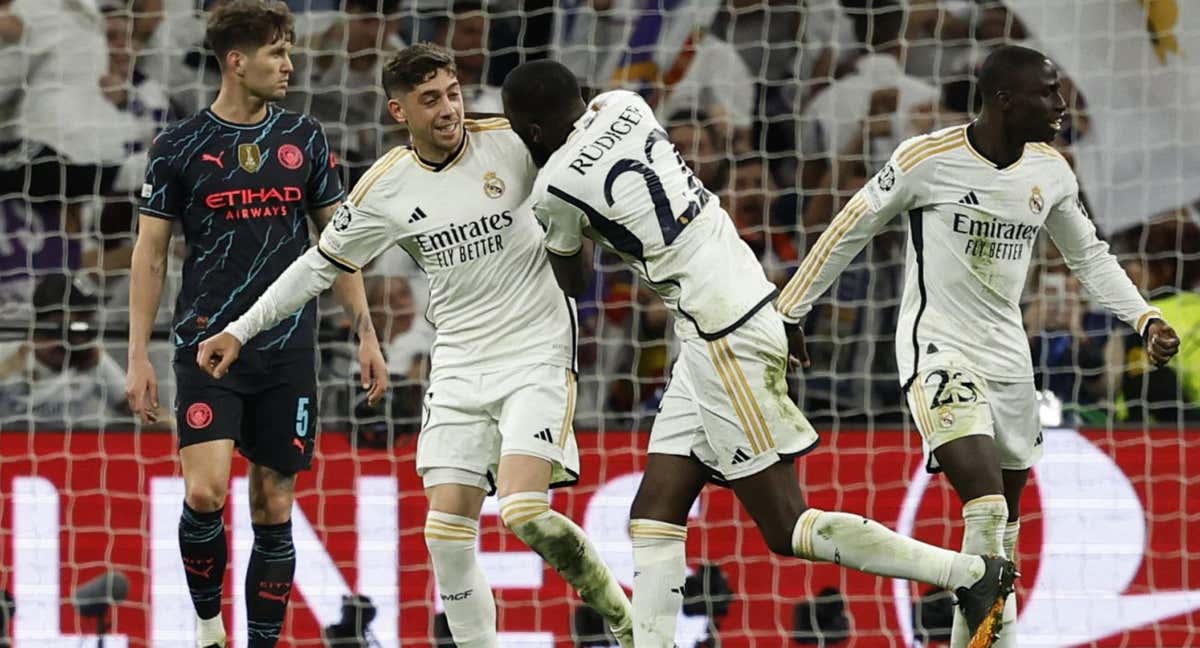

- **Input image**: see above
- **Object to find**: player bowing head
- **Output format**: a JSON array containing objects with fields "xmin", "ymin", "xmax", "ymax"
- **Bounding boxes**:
[
  {"xmin": 383, "ymin": 44, "xmax": 465, "ymax": 162},
  {"xmin": 501, "ymin": 59, "xmax": 587, "ymax": 168},
  {"xmin": 206, "ymin": 0, "xmax": 295, "ymax": 103},
  {"xmin": 975, "ymin": 44, "xmax": 1067, "ymax": 147}
]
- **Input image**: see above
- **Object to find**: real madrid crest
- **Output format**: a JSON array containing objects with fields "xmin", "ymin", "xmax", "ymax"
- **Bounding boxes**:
[
  {"xmin": 238, "ymin": 143, "xmax": 262, "ymax": 173},
  {"xmin": 483, "ymin": 171, "xmax": 505, "ymax": 199},
  {"xmin": 1029, "ymin": 185, "xmax": 1044, "ymax": 214}
]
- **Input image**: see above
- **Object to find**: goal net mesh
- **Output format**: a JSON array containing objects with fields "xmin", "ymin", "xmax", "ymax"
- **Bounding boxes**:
[{"xmin": 0, "ymin": 0, "xmax": 1198, "ymax": 646}]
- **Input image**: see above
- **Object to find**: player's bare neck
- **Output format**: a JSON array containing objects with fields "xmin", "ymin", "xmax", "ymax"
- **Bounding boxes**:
[
  {"xmin": 210, "ymin": 86, "xmax": 271, "ymax": 126},
  {"xmin": 412, "ymin": 132, "xmax": 464, "ymax": 167},
  {"xmin": 967, "ymin": 117, "xmax": 1023, "ymax": 170}
]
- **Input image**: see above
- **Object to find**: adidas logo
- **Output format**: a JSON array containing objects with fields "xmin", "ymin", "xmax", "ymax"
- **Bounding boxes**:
[
  {"xmin": 534, "ymin": 428, "xmax": 553, "ymax": 443},
  {"xmin": 669, "ymin": 583, "xmax": 686, "ymax": 597},
  {"xmin": 957, "ymin": 191, "xmax": 980, "ymax": 206},
  {"xmin": 409, "ymin": 206, "xmax": 428, "ymax": 223},
  {"xmin": 730, "ymin": 448, "xmax": 752, "ymax": 464}
]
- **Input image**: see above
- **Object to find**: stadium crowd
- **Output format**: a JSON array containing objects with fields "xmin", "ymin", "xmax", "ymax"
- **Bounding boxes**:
[{"xmin": 0, "ymin": 0, "xmax": 1195, "ymax": 433}]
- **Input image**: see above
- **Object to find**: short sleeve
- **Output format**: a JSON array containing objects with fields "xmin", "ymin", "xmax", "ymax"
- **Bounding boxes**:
[
  {"xmin": 138, "ymin": 133, "xmax": 185, "ymax": 220},
  {"xmin": 538, "ymin": 185, "xmax": 590, "ymax": 256},
  {"xmin": 316, "ymin": 200, "xmax": 398, "ymax": 273},
  {"xmin": 305, "ymin": 118, "xmax": 344, "ymax": 209}
]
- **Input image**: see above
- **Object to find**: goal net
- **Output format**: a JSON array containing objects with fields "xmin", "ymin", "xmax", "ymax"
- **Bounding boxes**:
[{"xmin": 1, "ymin": 0, "xmax": 1198, "ymax": 646}]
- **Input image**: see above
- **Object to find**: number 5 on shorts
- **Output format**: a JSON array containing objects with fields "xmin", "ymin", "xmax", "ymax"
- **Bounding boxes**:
[{"xmin": 295, "ymin": 397, "xmax": 310, "ymax": 437}]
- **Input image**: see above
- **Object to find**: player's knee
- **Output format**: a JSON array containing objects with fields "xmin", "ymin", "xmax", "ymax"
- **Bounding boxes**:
[
  {"xmin": 497, "ymin": 492, "xmax": 551, "ymax": 539},
  {"xmin": 184, "ymin": 482, "xmax": 228, "ymax": 513}
]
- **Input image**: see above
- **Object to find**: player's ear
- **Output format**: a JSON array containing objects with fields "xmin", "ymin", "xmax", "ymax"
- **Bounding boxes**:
[
  {"xmin": 226, "ymin": 50, "xmax": 246, "ymax": 77},
  {"xmin": 387, "ymin": 98, "xmax": 406, "ymax": 125}
]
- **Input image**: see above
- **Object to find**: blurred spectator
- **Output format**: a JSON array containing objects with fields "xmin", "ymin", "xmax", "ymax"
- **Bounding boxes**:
[
  {"xmin": 436, "ymin": 1, "xmax": 502, "ymax": 113},
  {"xmin": 797, "ymin": 0, "xmax": 941, "ymax": 194},
  {"xmin": 0, "ymin": 0, "xmax": 136, "ymax": 202},
  {"xmin": 0, "ymin": 200, "xmax": 80, "ymax": 316},
  {"xmin": 1103, "ymin": 214, "xmax": 1200, "ymax": 423},
  {"xmin": 0, "ymin": 273, "xmax": 128, "ymax": 428},
  {"xmin": 287, "ymin": 0, "xmax": 404, "ymax": 188},
  {"xmin": 340, "ymin": 275, "xmax": 433, "ymax": 440},
  {"xmin": 666, "ymin": 110, "xmax": 727, "ymax": 194},
  {"xmin": 724, "ymin": 155, "xmax": 799, "ymax": 286}
]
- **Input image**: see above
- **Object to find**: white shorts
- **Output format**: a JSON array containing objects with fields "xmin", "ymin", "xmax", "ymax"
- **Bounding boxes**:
[
  {"xmin": 904, "ymin": 349, "xmax": 1042, "ymax": 472},
  {"xmin": 650, "ymin": 305, "xmax": 819, "ymax": 483},
  {"xmin": 417, "ymin": 364, "xmax": 580, "ymax": 493}
]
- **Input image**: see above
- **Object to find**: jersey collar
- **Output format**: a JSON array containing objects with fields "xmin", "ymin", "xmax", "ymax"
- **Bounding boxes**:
[
  {"xmin": 411, "ymin": 131, "xmax": 469, "ymax": 172},
  {"xmin": 964, "ymin": 122, "xmax": 1026, "ymax": 172}
]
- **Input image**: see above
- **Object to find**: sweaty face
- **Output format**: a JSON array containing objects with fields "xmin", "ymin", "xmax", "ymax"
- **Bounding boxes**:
[
  {"xmin": 395, "ymin": 68, "xmax": 464, "ymax": 158},
  {"xmin": 1005, "ymin": 59, "xmax": 1067, "ymax": 143},
  {"xmin": 241, "ymin": 37, "xmax": 293, "ymax": 102}
]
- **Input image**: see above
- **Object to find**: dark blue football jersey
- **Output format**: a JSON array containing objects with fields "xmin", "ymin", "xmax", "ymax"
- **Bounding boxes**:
[{"xmin": 139, "ymin": 106, "xmax": 343, "ymax": 353}]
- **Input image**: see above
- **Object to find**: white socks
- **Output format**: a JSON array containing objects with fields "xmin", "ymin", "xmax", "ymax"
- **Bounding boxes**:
[
  {"xmin": 629, "ymin": 519, "xmax": 688, "ymax": 648},
  {"xmin": 424, "ymin": 511, "xmax": 497, "ymax": 648},
  {"xmin": 499, "ymin": 492, "xmax": 633, "ymax": 645},
  {"xmin": 195, "ymin": 612, "xmax": 226, "ymax": 648},
  {"xmin": 949, "ymin": 495, "xmax": 1009, "ymax": 648},
  {"xmin": 791, "ymin": 508, "xmax": 986, "ymax": 590},
  {"xmin": 994, "ymin": 519, "xmax": 1021, "ymax": 647}
]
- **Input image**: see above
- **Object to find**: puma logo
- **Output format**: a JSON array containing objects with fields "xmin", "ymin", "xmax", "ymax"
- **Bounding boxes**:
[
  {"xmin": 257, "ymin": 590, "xmax": 290, "ymax": 603},
  {"xmin": 201, "ymin": 151, "xmax": 225, "ymax": 169},
  {"xmin": 184, "ymin": 564, "xmax": 213, "ymax": 579},
  {"xmin": 292, "ymin": 438, "xmax": 305, "ymax": 452}
]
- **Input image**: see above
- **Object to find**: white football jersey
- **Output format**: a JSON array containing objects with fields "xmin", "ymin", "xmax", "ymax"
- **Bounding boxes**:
[
  {"xmin": 531, "ymin": 90, "xmax": 776, "ymax": 340},
  {"xmin": 318, "ymin": 119, "xmax": 576, "ymax": 376},
  {"xmin": 777, "ymin": 124, "xmax": 1160, "ymax": 384}
]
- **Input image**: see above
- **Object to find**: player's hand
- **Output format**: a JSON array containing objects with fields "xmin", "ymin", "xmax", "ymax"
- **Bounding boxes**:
[
  {"xmin": 125, "ymin": 353, "xmax": 161, "ymax": 424},
  {"xmin": 358, "ymin": 335, "xmax": 389, "ymax": 406},
  {"xmin": 1144, "ymin": 319, "xmax": 1181, "ymax": 367},
  {"xmin": 196, "ymin": 332, "xmax": 242, "ymax": 380},
  {"xmin": 784, "ymin": 321, "xmax": 810, "ymax": 370}
]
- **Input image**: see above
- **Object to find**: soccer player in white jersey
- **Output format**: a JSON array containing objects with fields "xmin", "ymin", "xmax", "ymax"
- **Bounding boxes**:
[
  {"xmin": 502, "ymin": 59, "xmax": 1017, "ymax": 648},
  {"xmin": 196, "ymin": 44, "xmax": 635, "ymax": 648},
  {"xmin": 775, "ymin": 45, "xmax": 1182, "ymax": 647}
]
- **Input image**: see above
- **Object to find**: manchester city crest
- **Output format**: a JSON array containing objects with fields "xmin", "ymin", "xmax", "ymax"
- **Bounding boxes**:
[
  {"xmin": 1029, "ymin": 186, "xmax": 1044, "ymax": 213},
  {"xmin": 483, "ymin": 171, "xmax": 505, "ymax": 199},
  {"xmin": 238, "ymin": 143, "xmax": 262, "ymax": 173}
]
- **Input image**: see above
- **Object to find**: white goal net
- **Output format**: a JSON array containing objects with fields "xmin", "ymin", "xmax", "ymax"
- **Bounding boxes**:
[{"xmin": 0, "ymin": 0, "xmax": 1198, "ymax": 646}]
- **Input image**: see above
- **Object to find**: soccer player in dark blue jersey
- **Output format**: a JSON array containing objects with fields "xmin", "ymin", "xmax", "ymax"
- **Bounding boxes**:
[{"xmin": 124, "ymin": 2, "xmax": 387, "ymax": 646}]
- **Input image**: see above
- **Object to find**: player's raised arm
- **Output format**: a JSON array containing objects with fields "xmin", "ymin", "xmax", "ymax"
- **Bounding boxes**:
[
  {"xmin": 775, "ymin": 140, "xmax": 927, "ymax": 326},
  {"xmin": 1044, "ymin": 180, "xmax": 1180, "ymax": 365}
]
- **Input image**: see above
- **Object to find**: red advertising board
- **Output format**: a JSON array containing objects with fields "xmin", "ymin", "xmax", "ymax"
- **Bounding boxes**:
[{"xmin": 1, "ymin": 427, "xmax": 1198, "ymax": 647}]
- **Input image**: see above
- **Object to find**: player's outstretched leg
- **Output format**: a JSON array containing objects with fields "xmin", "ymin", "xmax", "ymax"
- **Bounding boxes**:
[
  {"xmin": 497, "ymin": 455, "xmax": 634, "ymax": 647},
  {"xmin": 731, "ymin": 461, "xmax": 1016, "ymax": 648},
  {"xmin": 627, "ymin": 454, "xmax": 711, "ymax": 648},
  {"xmin": 424, "ymin": 482, "xmax": 497, "ymax": 648},
  {"xmin": 245, "ymin": 465, "xmax": 298, "ymax": 648},
  {"xmin": 179, "ymin": 440, "xmax": 236, "ymax": 648}
]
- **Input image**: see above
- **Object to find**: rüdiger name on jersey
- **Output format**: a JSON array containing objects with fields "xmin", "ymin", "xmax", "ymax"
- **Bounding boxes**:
[
  {"xmin": 776, "ymin": 124, "xmax": 1160, "ymax": 386},
  {"xmin": 531, "ymin": 90, "xmax": 778, "ymax": 341}
]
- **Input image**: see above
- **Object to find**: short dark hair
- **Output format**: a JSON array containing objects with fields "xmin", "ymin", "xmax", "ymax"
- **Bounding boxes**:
[
  {"xmin": 977, "ymin": 44, "xmax": 1049, "ymax": 98},
  {"xmin": 382, "ymin": 43, "xmax": 458, "ymax": 97},
  {"xmin": 501, "ymin": 60, "xmax": 583, "ymax": 120},
  {"xmin": 206, "ymin": 0, "xmax": 294, "ymax": 65}
]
